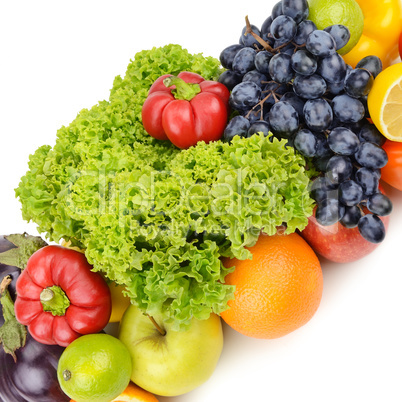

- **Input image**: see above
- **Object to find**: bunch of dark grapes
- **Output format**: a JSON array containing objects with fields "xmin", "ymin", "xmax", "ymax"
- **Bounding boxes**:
[{"xmin": 218, "ymin": 0, "xmax": 392, "ymax": 244}]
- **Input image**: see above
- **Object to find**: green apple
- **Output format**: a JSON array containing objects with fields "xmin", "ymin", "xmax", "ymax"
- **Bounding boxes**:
[{"xmin": 118, "ymin": 305, "xmax": 223, "ymax": 397}]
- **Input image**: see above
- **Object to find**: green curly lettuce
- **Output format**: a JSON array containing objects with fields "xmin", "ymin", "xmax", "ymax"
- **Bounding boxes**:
[{"xmin": 15, "ymin": 44, "xmax": 315, "ymax": 330}]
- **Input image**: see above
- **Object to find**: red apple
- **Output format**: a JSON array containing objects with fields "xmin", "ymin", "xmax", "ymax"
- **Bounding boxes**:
[
  {"xmin": 300, "ymin": 207, "xmax": 389, "ymax": 263},
  {"xmin": 301, "ymin": 183, "xmax": 390, "ymax": 263}
]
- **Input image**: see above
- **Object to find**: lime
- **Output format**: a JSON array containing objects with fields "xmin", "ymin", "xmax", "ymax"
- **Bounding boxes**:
[
  {"xmin": 307, "ymin": 0, "xmax": 364, "ymax": 55},
  {"xmin": 57, "ymin": 334, "xmax": 132, "ymax": 402}
]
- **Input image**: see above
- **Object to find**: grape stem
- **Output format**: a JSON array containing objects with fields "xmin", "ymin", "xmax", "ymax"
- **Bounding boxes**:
[
  {"xmin": 245, "ymin": 82, "xmax": 282, "ymax": 120},
  {"xmin": 244, "ymin": 16, "xmax": 275, "ymax": 53},
  {"xmin": 245, "ymin": 15, "xmax": 306, "ymax": 55}
]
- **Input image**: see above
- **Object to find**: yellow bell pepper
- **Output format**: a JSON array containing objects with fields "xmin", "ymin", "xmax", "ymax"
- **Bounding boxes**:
[
  {"xmin": 343, "ymin": 0, "xmax": 402, "ymax": 68},
  {"xmin": 108, "ymin": 282, "xmax": 131, "ymax": 322}
]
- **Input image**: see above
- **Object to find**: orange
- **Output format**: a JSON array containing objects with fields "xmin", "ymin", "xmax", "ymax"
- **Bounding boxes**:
[
  {"xmin": 110, "ymin": 382, "xmax": 159, "ymax": 402},
  {"xmin": 70, "ymin": 382, "xmax": 159, "ymax": 402},
  {"xmin": 220, "ymin": 232, "xmax": 323, "ymax": 339}
]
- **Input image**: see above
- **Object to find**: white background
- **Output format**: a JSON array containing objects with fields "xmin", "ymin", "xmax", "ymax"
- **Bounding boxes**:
[{"xmin": 1, "ymin": 1, "xmax": 402, "ymax": 401}]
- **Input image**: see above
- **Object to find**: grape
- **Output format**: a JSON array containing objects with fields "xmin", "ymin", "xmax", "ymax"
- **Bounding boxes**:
[
  {"xmin": 326, "ymin": 155, "xmax": 353, "ymax": 184},
  {"xmin": 306, "ymin": 30, "xmax": 337, "ymax": 58},
  {"xmin": 218, "ymin": 70, "xmax": 243, "ymax": 91},
  {"xmin": 340, "ymin": 205, "xmax": 363, "ymax": 228},
  {"xmin": 314, "ymin": 156, "xmax": 333, "ymax": 172},
  {"xmin": 293, "ymin": 20, "xmax": 317, "ymax": 45},
  {"xmin": 280, "ymin": 92, "xmax": 305, "ymax": 119},
  {"xmin": 223, "ymin": 116, "xmax": 250, "ymax": 141},
  {"xmin": 269, "ymin": 53, "xmax": 294, "ymax": 84},
  {"xmin": 345, "ymin": 64, "xmax": 353, "ymax": 80},
  {"xmin": 303, "ymin": 98, "xmax": 333, "ymax": 132},
  {"xmin": 232, "ymin": 47, "xmax": 257, "ymax": 75},
  {"xmin": 291, "ymin": 50, "xmax": 317, "ymax": 76},
  {"xmin": 255, "ymin": 51, "xmax": 273, "ymax": 75},
  {"xmin": 327, "ymin": 80, "xmax": 345, "ymax": 96},
  {"xmin": 230, "ymin": 81, "xmax": 262, "ymax": 111},
  {"xmin": 315, "ymin": 132, "xmax": 333, "ymax": 159},
  {"xmin": 323, "ymin": 25, "xmax": 350, "ymax": 51},
  {"xmin": 327, "ymin": 127, "xmax": 360, "ymax": 155},
  {"xmin": 243, "ymin": 70, "xmax": 268, "ymax": 87},
  {"xmin": 294, "ymin": 128, "xmax": 317, "ymax": 157},
  {"xmin": 310, "ymin": 176, "xmax": 338, "ymax": 203},
  {"xmin": 344, "ymin": 68, "xmax": 374, "ymax": 98},
  {"xmin": 338, "ymin": 180, "xmax": 364, "ymax": 206},
  {"xmin": 260, "ymin": 16, "xmax": 273, "ymax": 39},
  {"xmin": 356, "ymin": 55, "xmax": 382, "ymax": 78},
  {"xmin": 264, "ymin": 81, "xmax": 290, "ymax": 95},
  {"xmin": 276, "ymin": 42, "xmax": 297, "ymax": 56},
  {"xmin": 358, "ymin": 214, "xmax": 385, "ymax": 243},
  {"xmin": 360, "ymin": 95, "xmax": 370, "ymax": 119},
  {"xmin": 354, "ymin": 167, "xmax": 379, "ymax": 196},
  {"xmin": 248, "ymin": 120, "xmax": 271, "ymax": 137},
  {"xmin": 272, "ymin": 1, "xmax": 284, "ymax": 19},
  {"xmin": 240, "ymin": 24, "xmax": 261, "ymax": 47},
  {"xmin": 358, "ymin": 122, "xmax": 386, "ymax": 147},
  {"xmin": 344, "ymin": 119, "xmax": 365, "ymax": 133},
  {"xmin": 293, "ymin": 74, "xmax": 327, "ymax": 99},
  {"xmin": 268, "ymin": 101, "xmax": 299, "ymax": 138},
  {"xmin": 316, "ymin": 53, "xmax": 347, "ymax": 84},
  {"xmin": 316, "ymin": 198, "xmax": 345, "ymax": 226},
  {"xmin": 270, "ymin": 15, "xmax": 297, "ymax": 41},
  {"xmin": 246, "ymin": 105, "xmax": 266, "ymax": 123},
  {"xmin": 282, "ymin": 0, "xmax": 309, "ymax": 24},
  {"xmin": 367, "ymin": 193, "xmax": 393, "ymax": 216},
  {"xmin": 332, "ymin": 94, "xmax": 365, "ymax": 123},
  {"xmin": 354, "ymin": 142, "xmax": 388, "ymax": 169},
  {"xmin": 220, "ymin": 44, "xmax": 244, "ymax": 70},
  {"xmin": 261, "ymin": 82, "xmax": 287, "ymax": 111}
]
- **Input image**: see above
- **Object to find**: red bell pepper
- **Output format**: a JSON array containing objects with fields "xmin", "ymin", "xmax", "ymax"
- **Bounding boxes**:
[
  {"xmin": 141, "ymin": 71, "xmax": 230, "ymax": 149},
  {"xmin": 14, "ymin": 245, "xmax": 111, "ymax": 347}
]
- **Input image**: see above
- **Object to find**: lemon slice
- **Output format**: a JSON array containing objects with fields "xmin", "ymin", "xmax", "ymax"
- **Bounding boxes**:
[{"xmin": 368, "ymin": 63, "xmax": 402, "ymax": 142}]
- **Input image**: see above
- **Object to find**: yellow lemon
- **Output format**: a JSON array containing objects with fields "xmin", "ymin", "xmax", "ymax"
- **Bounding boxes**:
[{"xmin": 367, "ymin": 63, "xmax": 402, "ymax": 142}]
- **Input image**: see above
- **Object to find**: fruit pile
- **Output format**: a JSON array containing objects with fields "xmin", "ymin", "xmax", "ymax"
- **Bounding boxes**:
[{"xmin": 1, "ymin": 0, "xmax": 402, "ymax": 401}]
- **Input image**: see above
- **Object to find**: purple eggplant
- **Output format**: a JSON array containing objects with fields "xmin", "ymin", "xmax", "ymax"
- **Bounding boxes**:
[
  {"xmin": 0, "ymin": 235, "xmax": 69, "ymax": 402},
  {"xmin": 0, "ymin": 332, "xmax": 70, "ymax": 402}
]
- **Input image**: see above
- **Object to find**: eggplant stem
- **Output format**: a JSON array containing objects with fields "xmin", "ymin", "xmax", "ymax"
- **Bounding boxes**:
[{"xmin": 0, "ymin": 275, "xmax": 12, "ymax": 295}]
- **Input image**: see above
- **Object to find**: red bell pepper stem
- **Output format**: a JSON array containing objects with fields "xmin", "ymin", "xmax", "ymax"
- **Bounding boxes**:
[
  {"xmin": 163, "ymin": 76, "xmax": 201, "ymax": 101},
  {"xmin": 40, "ymin": 286, "xmax": 70, "ymax": 316}
]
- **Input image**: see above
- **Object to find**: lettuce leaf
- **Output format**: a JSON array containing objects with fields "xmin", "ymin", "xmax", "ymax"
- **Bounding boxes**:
[{"xmin": 15, "ymin": 45, "xmax": 314, "ymax": 330}]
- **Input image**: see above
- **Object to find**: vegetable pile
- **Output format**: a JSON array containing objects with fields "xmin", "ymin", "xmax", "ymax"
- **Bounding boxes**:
[{"xmin": 15, "ymin": 44, "xmax": 314, "ymax": 330}]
